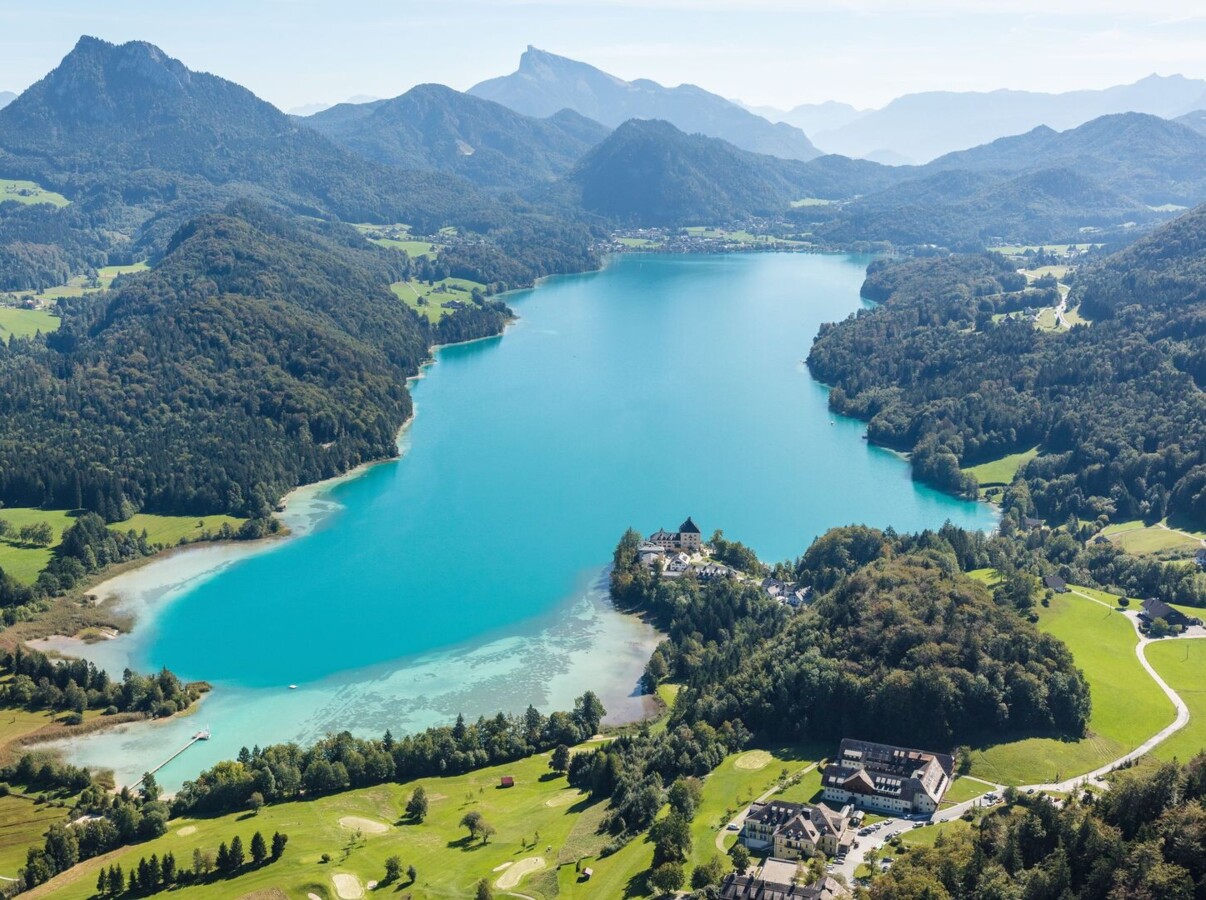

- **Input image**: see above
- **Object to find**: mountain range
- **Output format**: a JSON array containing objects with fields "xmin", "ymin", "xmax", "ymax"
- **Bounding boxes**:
[
  {"xmin": 468, "ymin": 46, "xmax": 820, "ymax": 162},
  {"xmin": 304, "ymin": 83, "xmax": 610, "ymax": 190},
  {"xmin": 0, "ymin": 91, "xmax": 14, "ymax": 110},
  {"xmin": 805, "ymin": 74, "xmax": 1206, "ymax": 163}
]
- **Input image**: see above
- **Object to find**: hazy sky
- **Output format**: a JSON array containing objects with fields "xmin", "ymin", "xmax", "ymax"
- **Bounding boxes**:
[{"xmin": 2, "ymin": 1, "xmax": 1205, "ymax": 111}]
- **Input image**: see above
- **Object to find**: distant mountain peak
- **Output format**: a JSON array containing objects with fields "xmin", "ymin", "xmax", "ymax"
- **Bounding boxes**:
[{"xmin": 470, "ymin": 47, "xmax": 819, "ymax": 161}]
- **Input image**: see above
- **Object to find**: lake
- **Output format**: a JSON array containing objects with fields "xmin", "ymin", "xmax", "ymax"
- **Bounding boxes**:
[{"xmin": 51, "ymin": 252, "xmax": 997, "ymax": 789}]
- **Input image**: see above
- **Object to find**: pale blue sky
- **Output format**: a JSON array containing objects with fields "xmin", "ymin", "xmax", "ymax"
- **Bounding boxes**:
[{"xmin": 2, "ymin": 1, "xmax": 1205, "ymax": 111}]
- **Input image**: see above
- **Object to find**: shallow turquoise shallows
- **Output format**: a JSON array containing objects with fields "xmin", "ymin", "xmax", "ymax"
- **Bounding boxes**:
[{"xmin": 55, "ymin": 253, "xmax": 997, "ymax": 789}]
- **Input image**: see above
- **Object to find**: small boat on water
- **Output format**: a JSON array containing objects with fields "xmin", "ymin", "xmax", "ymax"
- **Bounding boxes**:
[
  {"xmin": 193, "ymin": 728, "xmax": 211, "ymax": 741},
  {"xmin": 289, "ymin": 684, "xmax": 298, "ymax": 690}
]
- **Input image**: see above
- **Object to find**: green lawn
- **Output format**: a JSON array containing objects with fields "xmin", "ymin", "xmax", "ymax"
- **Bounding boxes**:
[
  {"xmin": 0, "ymin": 508, "xmax": 247, "ymax": 585},
  {"xmin": 1144, "ymin": 639, "xmax": 1206, "ymax": 764},
  {"xmin": 0, "ymin": 508, "xmax": 82, "ymax": 584},
  {"xmin": 970, "ymin": 587, "xmax": 1174, "ymax": 785},
  {"xmin": 1100, "ymin": 519, "xmax": 1204, "ymax": 557},
  {"xmin": 0, "ymin": 178, "xmax": 69, "ymax": 208},
  {"xmin": 115, "ymin": 513, "xmax": 247, "ymax": 547},
  {"xmin": 390, "ymin": 278, "xmax": 486, "ymax": 324},
  {"xmin": 940, "ymin": 777, "xmax": 993, "ymax": 806},
  {"xmin": 962, "ymin": 447, "xmax": 1038, "ymax": 488},
  {"xmin": 1, "ymin": 263, "xmax": 150, "ymax": 309},
  {"xmin": 896, "ymin": 817, "xmax": 970, "ymax": 848},
  {"xmin": 617, "ymin": 237, "xmax": 659, "ymax": 248},
  {"xmin": 0, "ymin": 795, "xmax": 72, "ymax": 880},
  {"xmin": 30, "ymin": 750, "xmax": 662, "ymax": 900},
  {"xmin": 0, "ymin": 307, "xmax": 60, "ymax": 339}
]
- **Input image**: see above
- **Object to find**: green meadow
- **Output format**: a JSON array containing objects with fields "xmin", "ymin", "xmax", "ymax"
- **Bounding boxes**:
[
  {"xmin": 0, "ymin": 308, "xmax": 60, "ymax": 339},
  {"xmin": 962, "ymin": 447, "xmax": 1038, "ymax": 489},
  {"xmin": 0, "ymin": 508, "xmax": 246, "ymax": 585},
  {"xmin": 1144, "ymin": 638, "xmax": 1206, "ymax": 764},
  {"xmin": 970, "ymin": 586, "xmax": 1174, "ymax": 785},
  {"xmin": 353, "ymin": 224, "xmax": 442, "ymax": 259},
  {"xmin": 1100, "ymin": 519, "xmax": 1205, "ymax": 557},
  {"xmin": 0, "ymin": 178, "xmax": 69, "ymax": 208},
  {"xmin": 390, "ymin": 278, "xmax": 487, "ymax": 324}
]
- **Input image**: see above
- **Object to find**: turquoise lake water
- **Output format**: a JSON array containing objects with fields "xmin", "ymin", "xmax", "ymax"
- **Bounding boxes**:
[{"xmin": 52, "ymin": 252, "xmax": 997, "ymax": 788}]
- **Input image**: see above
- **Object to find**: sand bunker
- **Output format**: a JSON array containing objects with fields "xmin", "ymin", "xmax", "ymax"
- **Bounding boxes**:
[
  {"xmin": 545, "ymin": 789, "xmax": 583, "ymax": 808},
  {"xmin": 332, "ymin": 873, "xmax": 364, "ymax": 899},
  {"xmin": 496, "ymin": 857, "xmax": 545, "ymax": 890},
  {"xmin": 492, "ymin": 861, "xmax": 514, "ymax": 872},
  {"xmin": 338, "ymin": 816, "xmax": 389, "ymax": 834},
  {"xmin": 734, "ymin": 750, "xmax": 772, "ymax": 770},
  {"xmin": 176, "ymin": 825, "xmax": 197, "ymax": 837},
  {"xmin": 308, "ymin": 894, "xmax": 322, "ymax": 900}
]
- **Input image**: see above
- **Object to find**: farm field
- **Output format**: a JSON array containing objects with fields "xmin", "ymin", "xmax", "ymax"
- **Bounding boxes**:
[
  {"xmin": 390, "ymin": 277, "xmax": 486, "ymax": 323},
  {"xmin": 970, "ymin": 586, "xmax": 1173, "ymax": 785},
  {"xmin": 1, "ymin": 263, "xmax": 150, "ymax": 310},
  {"xmin": 0, "ymin": 508, "xmax": 248, "ymax": 585},
  {"xmin": 962, "ymin": 447, "xmax": 1038, "ymax": 489},
  {"xmin": 1144, "ymin": 638, "xmax": 1206, "ymax": 763},
  {"xmin": 0, "ymin": 307, "xmax": 60, "ymax": 339},
  {"xmin": 1101, "ymin": 519, "xmax": 1205, "ymax": 557},
  {"xmin": 352, "ymin": 223, "xmax": 442, "ymax": 259},
  {"xmin": 0, "ymin": 178, "xmax": 69, "ymax": 207}
]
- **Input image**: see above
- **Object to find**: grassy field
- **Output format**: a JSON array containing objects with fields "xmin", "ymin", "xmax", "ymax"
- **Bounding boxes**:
[
  {"xmin": 896, "ymin": 817, "xmax": 970, "ymax": 849},
  {"xmin": 617, "ymin": 237, "xmax": 660, "ymax": 248},
  {"xmin": 0, "ymin": 307, "xmax": 60, "ymax": 339},
  {"xmin": 0, "ymin": 508, "xmax": 83, "ymax": 584},
  {"xmin": 352, "ymin": 224, "xmax": 442, "ymax": 259},
  {"xmin": 940, "ymin": 777, "xmax": 993, "ymax": 806},
  {"xmin": 0, "ymin": 508, "xmax": 247, "ymax": 585},
  {"xmin": 1144, "ymin": 639, "xmax": 1206, "ymax": 764},
  {"xmin": 970, "ymin": 586, "xmax": 1173, "ymax": 785},
  {"xmin": 0, "ymin": 795, "xmax": 73, "ymax": 879},
  {"xmin": 30, "ymin": 750, "xmax": 669, "ymax": 900},
  {"xmin": 0, "ymin": 178, "xmax": 69, "ymax": 208},
  {"xmin": 115, "ymin": 513, "xmax": 247, "ymax": 547},
  {"xmin": 989, "ymin": 243, "xmax": 1097, "ymax": 256},
  {"xmin": 962, "ymin": 447, "xmax": 1038, "ymax": 488},
  {"xmin": 390, "ymin": 278, "xmax": 486, "ymax": 324},
  {"xmin": 1100, "ymin": 519, "xmax": 1205, "ymax": 557}
]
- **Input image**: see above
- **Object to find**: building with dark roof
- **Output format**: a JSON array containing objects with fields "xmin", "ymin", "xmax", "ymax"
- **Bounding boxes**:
[
  {"xmin": 1043, "ymin": 575, "xmax": 1068, "ymax": 593},
  {"xmin": 740, "ymin": 801, "xmax": 852, "ymax": 859},
  {"xmin": 648, "ymin": 517, "xmax": 702, "ymax": 553},
  {"xmin": 719, "ymin": 866, "xmax": 845, "ymax": 900},
  {"xmin": 1140, "ymin": 597, "xmax": 1199, "ymax": 629},
  {"xmin": 821, "ymin": 738, "xmax": 954, "ymax": 816}
]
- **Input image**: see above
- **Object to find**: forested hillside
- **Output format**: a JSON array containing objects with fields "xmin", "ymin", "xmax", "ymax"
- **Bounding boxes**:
[
  {"xmin": 305, "ymin": 84, "xmax": 610, "ymax": 190},
  {"xmin": 0, "ymin": 203, "xmax": 508, "ymax": 521},
  {"xmin": 0, "ymin": 36, "xmax": 598, "ymax": 294},
  {"xmin": 611, "ymin": 530, "xmax": 1091, "ymax": 750},
  {"xmin": 807, "ymin": 205, "xmax": 1206, "ymax": 527}
]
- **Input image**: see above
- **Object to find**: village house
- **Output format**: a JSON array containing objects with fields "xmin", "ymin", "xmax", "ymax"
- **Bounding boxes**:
[
  {"xmin": 1043, "ymin": 575, "xmax": 1068, "ymax": 593},
  {"xmin": 740, "ymin": 800, "xmax": 853, "ymax": 860},
  {"xmin": 694, "ymin": 561, "xmax": 736, "ymax": 581},
  {"xmin": 1140, "ymin": 597, "xmax": 1201, "ymax": 629},
  {"xmin": 821, "ymin": 738, "xmax": 954, "ymax": 816},
  {"xmin": 648, "ymin": 516, "xmax": 703, "ymax": 553},
  {"xmin": 762, "ymin": 577, "xmax": 812, "ymax": 607},
  {"xmin": 1196, "ymin": 547, "xmax": 1206, "ymax": 569},
  {"xmin": 720, "ymin": 860, "xmax": 846, "ymax": 900}
]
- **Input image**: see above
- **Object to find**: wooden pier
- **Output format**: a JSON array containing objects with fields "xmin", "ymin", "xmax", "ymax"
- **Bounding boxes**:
[{"xmin": 130, "ymin": 728, "xmax": 210, "ymax": 790}]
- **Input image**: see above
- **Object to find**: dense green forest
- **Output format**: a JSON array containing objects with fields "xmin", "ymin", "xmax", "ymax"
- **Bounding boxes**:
[
  {"xmin": 871, "ymin": 754, "xmax": 1206, "ymax": 899},
  {"xmin": 612, "ymin": 528, "xmax": 1091, "ymax": 750},
  {"xmin": 0, "ymin": 203, "xmax": 508, "ymax": 524},
  {"xmin": 808, "ymin": 205, "xmax": 1206, "ymax": 528}
]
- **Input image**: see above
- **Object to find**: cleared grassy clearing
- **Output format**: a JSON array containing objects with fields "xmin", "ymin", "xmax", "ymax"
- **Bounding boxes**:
[
  {"xmin": 617, "ymin": 237, "xmax": 659, "ymax": 248},
  {"xmin": 0, "ymin": 178, "xmax": 69, "ymax": 207},
  {"xmin": 390, "ymin": 277, "xmax": 486, "ymax": 324},
  {"xmin": 0, "ymin": 307, "xmax": 60, "ymax": 339},
  {"xmin": 0, "ymin": 507, "xmax": 246, "ymax": 585},
  {"xmin": 115, "ymin": 513, "xmax": 247, "ymax": 547},
  {"xmin": 970, "ymin": 587, "xmax": 1173, "ymax": 785},
  {"xmin": 941, "ymin": 777, "xmax": 992, "ymax": 805},
  {"xmin": 1100, "ymin": 519, "xmax": 1205, "ymax": 557},
  {"xmin": 351, "ymin": 223, "xmax": 442, "ymax": 258},
  {"xmin": 896, "ymin": 817, "xmax": 969, "ymax": 848},
  {"xmin": 962, "ymin": 447, "xmax": 1038, "ymax": 487},
  {"xmin": 1144, "ymin": 639, "xmax": 1206, "ymax": 764},
  {"xmin": 989, "ymin": 243, "xmax": 1097, "ymax": 256}
]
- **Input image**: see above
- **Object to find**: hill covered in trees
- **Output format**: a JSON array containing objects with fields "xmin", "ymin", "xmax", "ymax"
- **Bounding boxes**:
[
  {"xmin": 807, "ymin": 204, "xmax": 1206, "ymax": 527},
  {"xmin": 0, "ymin": 36, "xmax": 598, "ymax": 293},
  {"xmin": 305, "ymin": 84, "xmax": 610, "ymax": 190},
  {"xmin": 0, "ymin": 202, "xmax": 508, "ymax": 521}
]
